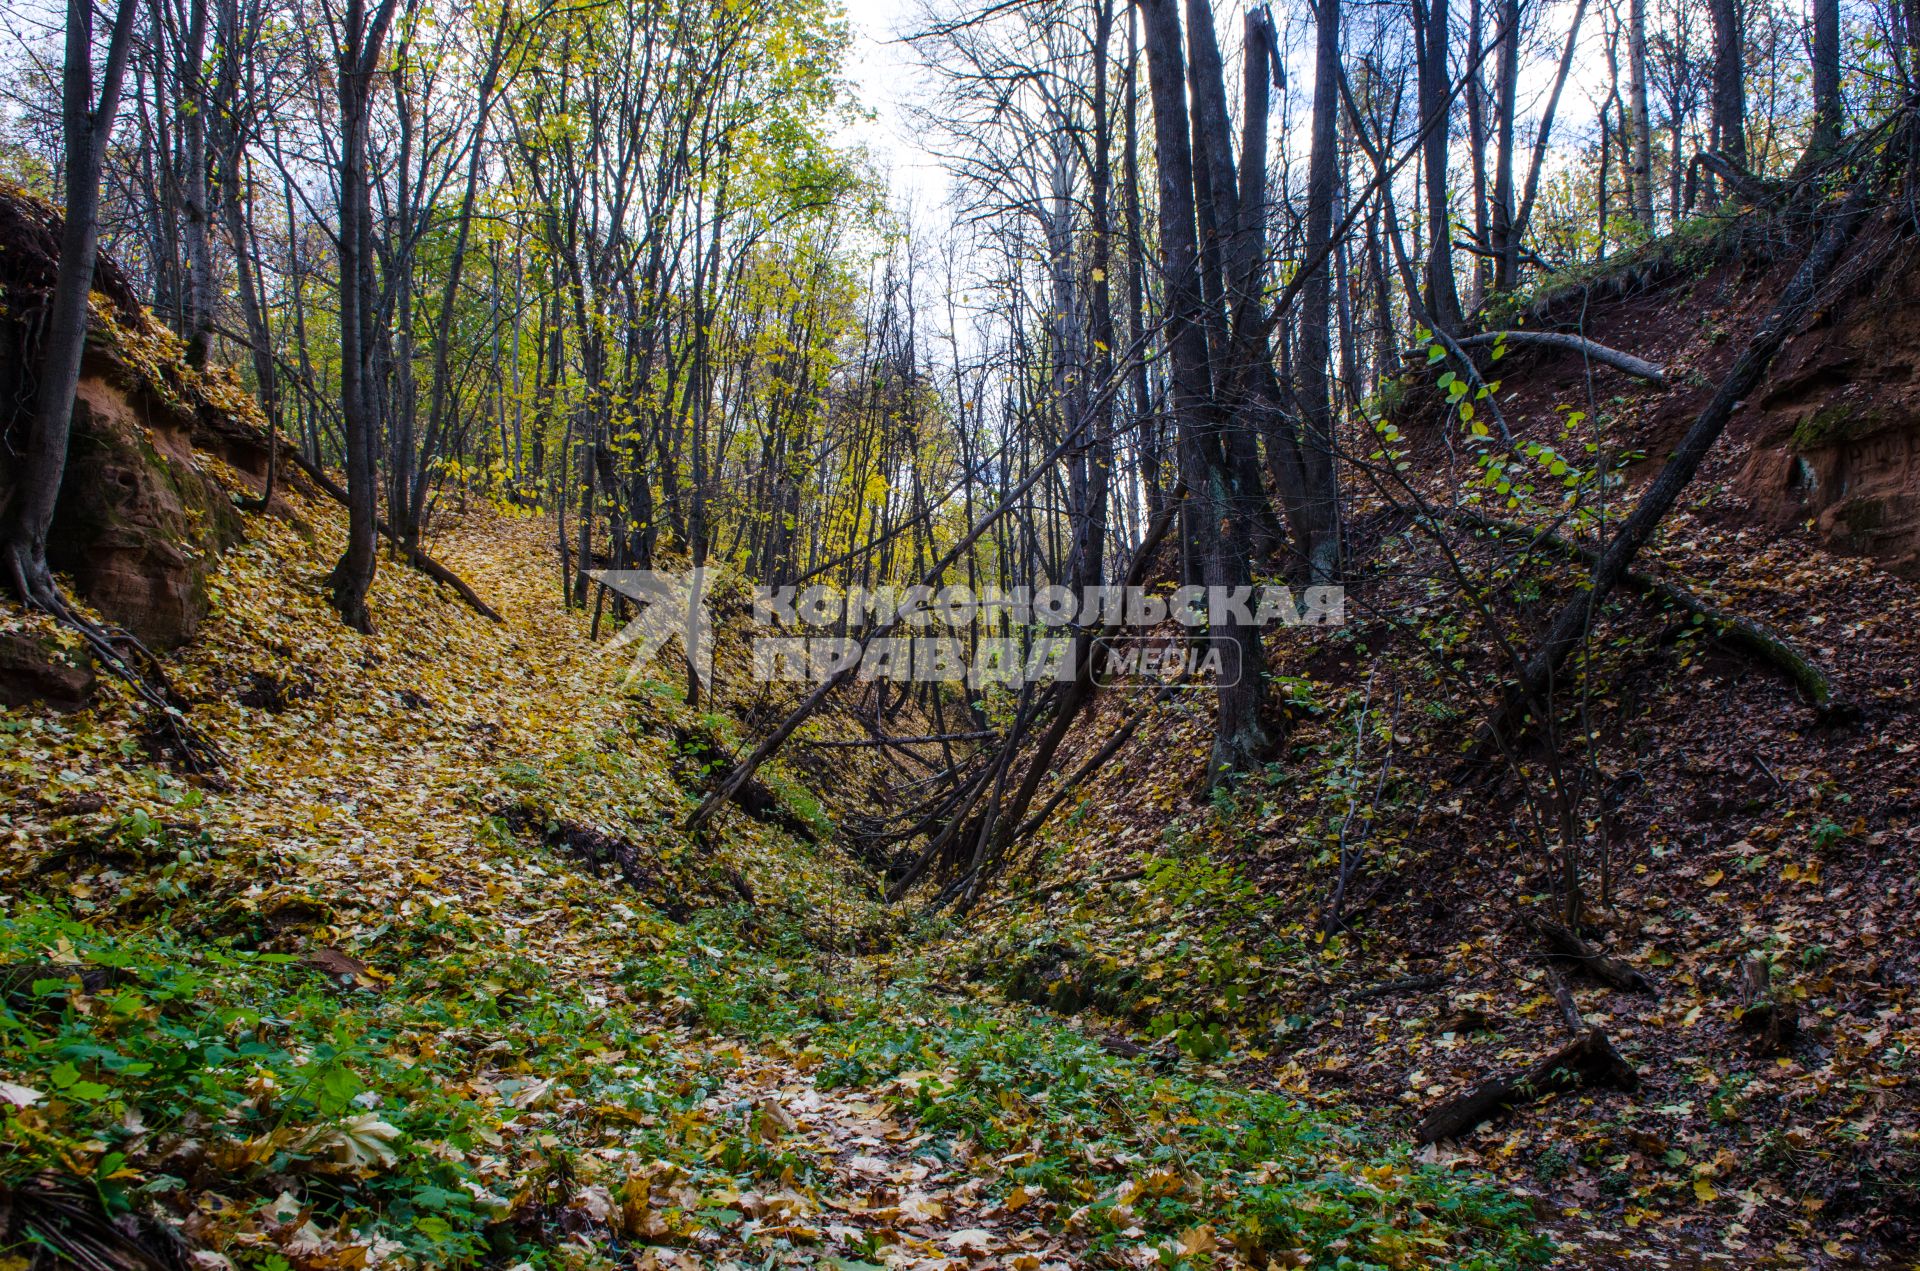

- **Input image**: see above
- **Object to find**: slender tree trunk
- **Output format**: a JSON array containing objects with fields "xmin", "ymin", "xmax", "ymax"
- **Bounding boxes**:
[
  {"xmin": 326, "ymin": 0, "xmax": 401, "ymax": 633},
  {"xmin": 1808, "ymin": 0, "xmax": 1841, "ymax": 156},
  {"xmin": 175, "ymin": 0, "xmax": 216, "ymax": 367},
  {"xmin": 1709, "ymin": 0, "xmax": 1748, "ymax": 169},
  {"xmin": 1123, "ymin": 3, "xmax": 1161, "ymax": 520},
  {"xmin": 1299, "ymin": 0, "xmax": 1345, "ymax": 580},
  {"xmin": 1466, "ymin": 0, "xmax": 1490, "ymax": 308},
  {"xmin": 1073, "ymin": 0, "xmax": 1116, "ymax": 593},
  {"xmin": 2, "ymin": 0, "xmax": 140, "ymax": 608},
  {"xmin": 1489, "ymin": 0, "xmax": 1520, "ymax": 288},
  {"xmin": 1628, "ymin": 0, "xmax": 1655, "ymax": 229},
  {"xmin": 1416, "ymin": 0, "xmax": 1464, "ymax": 332}
]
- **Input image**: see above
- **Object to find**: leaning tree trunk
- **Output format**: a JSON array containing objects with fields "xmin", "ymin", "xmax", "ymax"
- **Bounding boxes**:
[
  {"xmin": 1486, "ymin": 159, "xmax": 1882, "ymax": 743},
  {"xmin": 2, "ymin": 0, "xmax": 139, "ymax": 609}
]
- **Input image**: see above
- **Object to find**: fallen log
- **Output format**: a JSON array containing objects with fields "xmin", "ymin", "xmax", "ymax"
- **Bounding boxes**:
[
  {"xmin": 1416, "ymin": 1027, "xmax": 1638, "ymax": 1143},
  {"xmin": 1456, "ymin": 330, "xmax": 1668, "ymax": 387},
  {"xmin": 1523, "ymin": 911, "xmax": 1656, "ymax": 993}
]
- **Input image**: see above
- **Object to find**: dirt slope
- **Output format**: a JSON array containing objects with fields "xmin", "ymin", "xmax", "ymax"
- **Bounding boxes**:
[{"xmin": 951, "ymin": 210, "xmax": 1920, "ymax": 1267}]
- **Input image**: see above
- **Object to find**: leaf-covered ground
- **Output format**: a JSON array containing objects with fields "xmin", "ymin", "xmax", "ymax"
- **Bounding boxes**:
[
  {"xmin": 941, "ymin": 240, "xmax": 1920, "ymax": 1265},
  {"xmin": 0, "ymin": 474, "xmax": 1549, "ymax": 1270}
]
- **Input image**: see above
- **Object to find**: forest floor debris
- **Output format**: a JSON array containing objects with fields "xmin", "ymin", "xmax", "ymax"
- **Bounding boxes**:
[{"xmin": 0, "ymin": 480, "xmax": 1546, "ymax": 1270}]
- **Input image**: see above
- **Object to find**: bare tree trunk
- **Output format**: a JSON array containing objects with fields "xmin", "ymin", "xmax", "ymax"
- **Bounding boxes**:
[
  {"xmin": 1466, "ymin": 0, "xmax": 1490, "ymax": 308},
  {"xmin": 1628, "ymin": 0, "xmax": 1655, "ymax": 229},
  {"xmin": 1808, "ymin": 0, "xmax": 1842, "ymax": 157},
  {"xmin": 1146, "ymin": 0, "xmax": 1272, "ymax": 784},
  {"xmin": 1123, "ymin": 4, "xmax": 1162, "ymax": 520},
  {"xmin": 1709, "ymin": 0, "xmax": 1748, "ymax": 170},
  {"xmin": 1416, "ymin": 0, "xmax": 1465, "ymax": 332},
  {"xmin": 1488, "ymin": 0, "xmax": 1520, "ymax": 289},
  {"xmin": 1298, "ymin": 0, "xmax": 1345, "ymax": 580},
  {"xmin": 2, "ymin": 0, "xmax": 140, "ymax": 609},
  {"xmin": 1183, "ymin": 0, "xmax": 1287, "ymax": 560},
  {"xmin": 173, "ymin": 0, "xmax": 216, "ymax": 367},
  {"xmin": 326, "ymin": 0, "xmax": 401, "ymax": 633},
  {"xmin": 1073, "ymin": 0, "xmax": 1117, "ymax": 594},
  {"xmin": 1234, "ymin": 9, "xmax": 1317, "ymax": 568}
]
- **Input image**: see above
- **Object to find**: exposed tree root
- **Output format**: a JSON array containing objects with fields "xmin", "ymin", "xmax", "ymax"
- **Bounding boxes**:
[{"xmin": 4, "ymin": 549, "xmax": 227, "ymax": 777}]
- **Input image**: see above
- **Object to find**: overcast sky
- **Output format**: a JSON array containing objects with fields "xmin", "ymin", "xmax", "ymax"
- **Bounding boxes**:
[{"xmin": 837, "ymin": 0, "xmax": 953, "ymax": 214}]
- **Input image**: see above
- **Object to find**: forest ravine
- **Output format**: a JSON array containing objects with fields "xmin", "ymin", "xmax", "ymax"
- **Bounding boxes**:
[{"xmin": 3, "ymin": 0, "xmax": 1920, "ymax": 1264}]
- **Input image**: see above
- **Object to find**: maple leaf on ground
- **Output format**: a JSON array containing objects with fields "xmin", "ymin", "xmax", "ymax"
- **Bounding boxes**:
[{"xmin": 294, "ymin": 1112, "xmax": 403, "ymax": 1172}]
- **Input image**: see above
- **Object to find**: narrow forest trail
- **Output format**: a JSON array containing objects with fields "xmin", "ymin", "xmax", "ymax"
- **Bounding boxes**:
[
  {"xmin": 1, "ymin": 478, "xmax": 1549, "ymax": 1270},
  {"xmin": 700, "ymin": 1052, "xmax": 1072, "ymax": 1270}
]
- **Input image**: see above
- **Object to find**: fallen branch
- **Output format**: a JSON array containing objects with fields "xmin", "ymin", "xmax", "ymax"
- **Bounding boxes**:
[
  {"xmin": 1522, "ymin": 911, "xmax": 1656, "ymax": 993},
  {"xmin": 1416, "ymin": 1027, "xmax": 1638, "ymax": 1142},
  {"xmin": 1455, "ymin": 330, "xmax": 1668, "ymax": 387}
]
